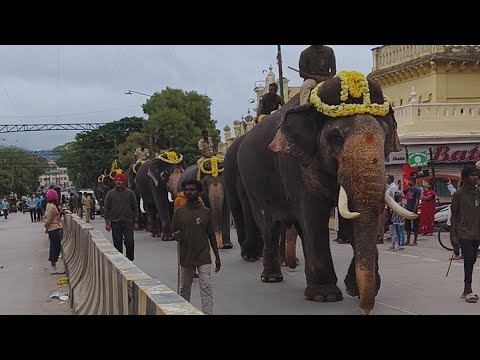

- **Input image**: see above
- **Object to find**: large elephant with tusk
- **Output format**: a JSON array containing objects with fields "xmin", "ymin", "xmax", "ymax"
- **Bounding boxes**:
[{"xmin": 223, "ymin": 71, "xmax": 417, "ymax": 314}]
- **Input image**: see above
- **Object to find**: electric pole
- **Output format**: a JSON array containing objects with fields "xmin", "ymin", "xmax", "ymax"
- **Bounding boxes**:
[{"xmin": 277, "ymin": 45, "xmax": 284, "ymax": 99}]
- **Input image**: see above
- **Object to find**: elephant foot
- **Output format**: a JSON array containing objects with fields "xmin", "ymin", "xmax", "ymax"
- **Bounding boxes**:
[
  {"xmin": 260, "ymin": 270, "xmax": 283, "ymax": 283},
  {"xmin": 162, "ymin": 236, "xmax": 175, "ymax": 241},
  {"xmin": 222, "ymin": 242, "xmax": 233, "ymax": 250},
  {"xmin": 344, "ymin": 271, "xmax": 381, "ymax": 298},
  {"xmin": 151, "ymin": 233, "xmax": 161, "ymax": 238},
  {"xmin": 242, "ymin": 255, "xmax": 260, "ymax": 262},
  {"xmin": 304, "ymin": 284, "xmax": 343, "ymax": 302}
]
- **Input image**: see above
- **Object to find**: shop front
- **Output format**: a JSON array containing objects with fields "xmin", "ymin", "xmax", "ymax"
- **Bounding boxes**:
[{"xmin": 386, "ymin": 143, "xmax": 480, "ymax": 202}]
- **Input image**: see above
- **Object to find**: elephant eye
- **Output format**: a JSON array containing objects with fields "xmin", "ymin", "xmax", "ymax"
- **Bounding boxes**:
[{"xmin": 328, "ymin": 128, "xmax": 344, "ymax": 147}]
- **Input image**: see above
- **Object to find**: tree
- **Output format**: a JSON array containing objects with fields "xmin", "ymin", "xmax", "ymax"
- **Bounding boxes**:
[
  {"xmin": 117, "ymin": 132, "xmax": 150, "ymax": 167},
  {"xmin": 58, "ymin": 117, "xmax": 146, "ymax": 189},
  {"xmin": 0, "ymin": 147, "xmax": 46, "ymax": 196},
  {"xmin": 142, "ymin": 88, "xmax": 219, "ymax": 165}
]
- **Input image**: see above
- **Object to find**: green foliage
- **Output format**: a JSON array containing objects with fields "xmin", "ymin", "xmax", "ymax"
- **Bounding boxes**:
[
  {"xmin": 117, "ymin": 132, "xmax": 150, "ymax": 167},
  {"xmin": 56, "ymin": 117, "xmax": 146, "ymax": 188},
  {"xmin": 142, "ymin": 88, "xmax": 219, "ymax": 165},
  {"xmin": 0, "ymin": 147, "xmax": 46, "ymax": 196}
]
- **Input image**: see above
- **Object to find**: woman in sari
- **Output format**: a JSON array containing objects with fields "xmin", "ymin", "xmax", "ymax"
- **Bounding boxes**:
[{"xmin": 419, "ymin": 180, "xmax": 436, "ymax": 235}]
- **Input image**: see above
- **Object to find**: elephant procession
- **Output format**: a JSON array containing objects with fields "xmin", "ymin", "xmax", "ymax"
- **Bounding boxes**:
[{"xmin": 85, "ymin": 70, "xmax": 421, "ymax": 315}]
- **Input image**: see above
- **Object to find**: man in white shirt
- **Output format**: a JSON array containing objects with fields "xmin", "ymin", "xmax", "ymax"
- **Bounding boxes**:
[
  {"xmin": 134, "ymin": 142, "xmax": 150, "ymax": 164},
  {"xmin": 197, "ymin": 129, "xmax": 216, "ymax": 165}
]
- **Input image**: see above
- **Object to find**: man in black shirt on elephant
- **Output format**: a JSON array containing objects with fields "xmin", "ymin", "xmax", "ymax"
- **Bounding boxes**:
[
  {"xmin": 298, "ymin": 45, "xmax": 336, "ymax": 105},
  {"xmin": 255, "ymin": 83, "xmax": 285, "ymax": 123}
]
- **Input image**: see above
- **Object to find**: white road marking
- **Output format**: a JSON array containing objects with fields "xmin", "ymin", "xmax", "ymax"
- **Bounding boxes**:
[
  {"xmin": 376, "ymin": 301, "xmax": 419, "ymax": 315},
  {"xmin": 421, "ymin": 258, "xmax": 440, "ymax": 262},
  {"xmin": 398, "ymin": 254, "xmax": 419, "ymax": 258}
]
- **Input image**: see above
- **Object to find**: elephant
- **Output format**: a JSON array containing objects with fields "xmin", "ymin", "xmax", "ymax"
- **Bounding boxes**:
[
  {"xmin": 223, "ymin": 135, "xmax": 298, "ymax": 266},
  {"xmin": 135, "ymin": 157, "xmax": 184, "ymax": 241},
  {"xmin": 125, "ymin": 163, "xmax": 148, "ymax": 230},
  {"xmin": 177, "ymin": 161, "xmax": 233, "ymax": 249},
  {"xmin": 223, "ymin": 71, "xmax": 416, "ymax": 314}
]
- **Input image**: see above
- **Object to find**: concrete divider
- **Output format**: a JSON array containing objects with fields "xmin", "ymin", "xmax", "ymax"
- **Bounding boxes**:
[{"xmin": 61, "ymin": 213, "xmax": 203, "ymax": 315}]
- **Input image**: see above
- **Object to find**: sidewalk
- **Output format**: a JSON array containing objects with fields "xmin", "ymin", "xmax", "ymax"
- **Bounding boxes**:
[{"xmin": 0, "ymin": 212, "xmax": 73, "ymax": 315}]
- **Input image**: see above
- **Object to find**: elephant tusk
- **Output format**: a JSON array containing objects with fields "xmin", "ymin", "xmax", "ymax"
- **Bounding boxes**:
[
  {"xmin": 140, "ymin": 198, "xmax": 146, "ymax": 213},
  {"xmin": 338, "ymin": 186, "xmax": 360, "ymax": 219},
  {"xmin": 384, "ymin": 193, "xmax": 418, "ymax": 220},
  {"xmin": 168, "ymin": 192, "xmax": 173, "ymax": 203}
]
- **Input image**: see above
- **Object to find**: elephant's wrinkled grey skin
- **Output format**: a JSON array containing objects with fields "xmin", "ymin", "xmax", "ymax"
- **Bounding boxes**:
[
  {"xmin": 223, "ymin": 78, "xmax": 400, "ymax": 314},
  {"xmin": 177, "ymin": 164, "xmax": 233, "ymax": 249},
  {"xmin": 135, "ymin": 158, "xmax": 183, "ymax": 241},
  {"xmin": 125, "ymin": 164, "xmax": 148, "ymax": 230}
]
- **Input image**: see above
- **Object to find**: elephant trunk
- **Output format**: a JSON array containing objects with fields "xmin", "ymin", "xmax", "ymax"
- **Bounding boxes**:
[
  {"xmin": 338, "ymin": 119, "xmax": 385, "ymax": 315},
  {"xmin": 208, "ymin": 181, "xmax": 224, "ymax": 249}
]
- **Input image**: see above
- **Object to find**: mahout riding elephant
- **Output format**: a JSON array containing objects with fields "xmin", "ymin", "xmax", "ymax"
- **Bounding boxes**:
[
  {"xmin": 125, "ymin": 162, "xmax": 148, "ymax": 230},
  {"xmin": 177, "ymin": 160, "xmax": 233, "ymax": 249},
  {"xmin": 223, "ymin": 71, "xmax": 416, "ymax": 314},
  {"xmin": 135, "ymin": 154, "xmax": 184, "ymax": 240}
]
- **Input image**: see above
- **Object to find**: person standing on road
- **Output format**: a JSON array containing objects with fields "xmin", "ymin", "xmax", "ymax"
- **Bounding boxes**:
[
  {"xmin": 450, "ymin": 165, "xmax": 480, "ymax": 303},
  {"xmin": 104, "ymin": 173, "xmax": 139, "ymax": 261},
  {"xmin": 403, "ymin": 176, "xmax": 421, "ymax": 246},
  {"xmin": 82, "ymin": 193, "xmax": 93, "ymax": 223},
  {"xmin": 27, "ymin": 194, "xmax": 36, "ymax": 222},
  {"xmin": 1, "ymin": 198, "xmax": 9, "ymax": 219},
  {"xmin": 44, "ymin": 189, "xmax": 64, "ymax": 275},
  {"xmin": 171, "ymin": 179, "xmax": 221, "ymax": 315}
]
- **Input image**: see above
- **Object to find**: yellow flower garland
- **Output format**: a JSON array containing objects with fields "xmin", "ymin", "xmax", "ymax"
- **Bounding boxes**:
[
  {"xmin": 309, "ymin": 70, "xmax": 390, "ymax": 118},
  {"xmin": 197, "ymin": 156, "xmax": 224, "ymax": 180},
  {"xmin": 158, "ymin": 151, "xmax": 183, "ymax": 164}
]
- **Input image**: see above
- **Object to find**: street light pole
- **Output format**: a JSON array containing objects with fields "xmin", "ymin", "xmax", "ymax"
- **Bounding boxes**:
[
  {"xmin": 277, "ymin": 45, "xmax": 284, "ymax": 100},
  {"xmin": 125, "ymin": 90, "xmax": 152, "ymax": 97}
]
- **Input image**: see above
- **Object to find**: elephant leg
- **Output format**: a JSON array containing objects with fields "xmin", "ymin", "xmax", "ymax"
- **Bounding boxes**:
[
  {"xmin": 279, "ymin": 223, "xmax": 287, "ymax": 266},
  {"xmin": 237, "ymin": 185, "xmax": 261, "ymax": 261},
  {"xmin": 255, "ymin": 214, "xmax": 282, "ymax": 283},
  {"xmin": 301, "ymin": 203, "xmax": 343, "ymax": 302},
  {"xmin": 344, "ymin": 246, "xmax": 381, "ymax": 298},
  {"xmin": 221, "ymin": 199, "xmax": 233, "ymax": 249},
  {"xmin": 145, "ymin": 202, "xmax": 160, "ymax": 237}
]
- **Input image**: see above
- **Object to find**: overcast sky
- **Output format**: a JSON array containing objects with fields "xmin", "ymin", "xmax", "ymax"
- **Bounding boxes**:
[{"xmin": 0, "ymin": 45, "xmax": 379, "ymax": 151}]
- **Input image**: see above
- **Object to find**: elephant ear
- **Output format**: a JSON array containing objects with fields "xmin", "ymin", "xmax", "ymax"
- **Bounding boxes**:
[
  {"xmin": 269, "ymin": 105, "xmax": 323, "ymax": 167},
  {"xmin": 147, "ymin": 160, "xmax": 168, "ymax": 188},
  {"xmin": 383, "ymin": 105, "xmax": 402, "ymax": 158}
]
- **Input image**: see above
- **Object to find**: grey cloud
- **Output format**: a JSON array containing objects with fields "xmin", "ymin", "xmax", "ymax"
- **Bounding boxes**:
[{"xmin": 0, "ymin": 45, "xmax": 378, "ymax": 151}]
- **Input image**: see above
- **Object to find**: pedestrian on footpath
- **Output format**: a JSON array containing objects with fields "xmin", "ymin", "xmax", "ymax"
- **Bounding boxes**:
[
  {"xmin": 44, "ymin": 189, "xmax": 64, "ymax": 275},
  {"xmin": 450, "ymin": 165, "xmax": 480, "ymax": 303},
  {"xmin": 171, "ymin": 179, "xmax": 221, "ymax": 315},
  {"xmin": 104, "ymin": 173, "xmax": 139, "ymax": 261}
]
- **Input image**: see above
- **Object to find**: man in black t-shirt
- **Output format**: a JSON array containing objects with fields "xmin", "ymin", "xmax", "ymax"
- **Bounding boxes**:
[
  {"xmin": 171, "ymin": 179, "xmax": 221, "ymax": 315},
  {"xmin": 255, "ymin": 83, "xmax": 285, "ymax": 123},
  {"xmin": 403, "ymin": 176, "xmax": 421, "ymax": 246}
]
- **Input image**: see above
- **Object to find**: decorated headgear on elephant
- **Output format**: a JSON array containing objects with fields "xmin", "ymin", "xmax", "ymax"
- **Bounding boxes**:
[{"xmin": 268, "ymin": 71, "xmax": 415, "ymax": 314}]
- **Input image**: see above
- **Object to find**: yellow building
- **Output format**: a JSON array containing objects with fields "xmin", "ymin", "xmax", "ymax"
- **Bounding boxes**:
[{"xmin": 368, "ymin": 45, "xmax": 480, "ymax": 192}]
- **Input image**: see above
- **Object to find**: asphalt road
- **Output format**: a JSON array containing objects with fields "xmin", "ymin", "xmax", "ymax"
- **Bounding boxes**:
[{"xmin": 88, "ymin": 215, "xmax": 480, "ymax": 315}]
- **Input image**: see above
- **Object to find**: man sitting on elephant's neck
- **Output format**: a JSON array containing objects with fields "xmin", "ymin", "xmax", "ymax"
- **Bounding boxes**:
[
  {"xmin": 255, "ymin": 83, "xmax": 285, "ymax": 124},
  {"xmin": 197, "ymin": 129, "xmax": 217, "ymax": 165},
  {"xmin": 298, "ymin": 45, "xmax": 336, "ymax": 105},
  {"xmin": 134, "ymin": 142, "xmax": 150, "ymax": 165},
  {"xmin": 153, "ymin": 128, "xmax": 173, "ymax": 158}
]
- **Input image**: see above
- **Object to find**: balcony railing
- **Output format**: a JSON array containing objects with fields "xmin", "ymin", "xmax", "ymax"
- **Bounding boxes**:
[{"xmin": 394, "ymin": 102, "xmax": 480, "ymax": 135}]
